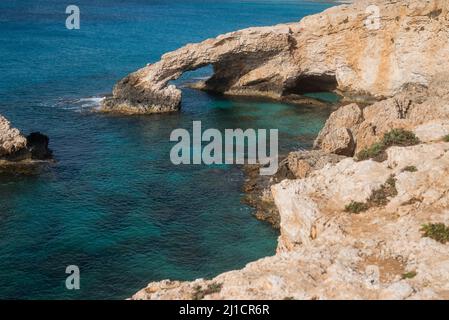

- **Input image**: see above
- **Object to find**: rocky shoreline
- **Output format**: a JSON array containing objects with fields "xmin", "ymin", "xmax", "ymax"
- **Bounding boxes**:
[
  {"xmin": 130, "ymin": 0, "xmax": 449, "ymax": 300},
  {"xmin": 133, "ymin": 73, "xmax": 449, "ymax": 300}
]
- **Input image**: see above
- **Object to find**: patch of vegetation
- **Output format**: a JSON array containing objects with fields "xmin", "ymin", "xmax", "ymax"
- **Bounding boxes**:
[
  {"xmin": 356, "ymin": 142, "xmax": 386, "ymax": 161},
  {"xmin": 345, "ymin": 201, "xmax": 369, "ymax": 214},
  {"xmin": 421, "ymin": 223, "xmax": 449, "ymax": 244},
  {"xmin": 357, "ymin": 129, "xmax": 420, "ymax": 161},
  {"xmin": 443, "ymin": 135, "xmax": 449, "ymax": 142},
  {"xmin": 402, "ymin": 271, "xmax": 417, "ymax": 279},
  {"xmin": 192, "ymin": 282, "xmax": 223, "ymax": 300},
  {"xmin": 283, "ymin": 296, "xmax": 295, "ymax": 300},
  {"xmin": 382, "ymin": 129, "xmax": 420, "ymax": 147},
  {"xmin": 368, "ymin": 175, "xmax": 398, "ymax": 207},
  {"xmin": 402, "ymin": 166, "xmax": 418, "ymax": 172},
  {"xmin": 345, "ymin": 176, "xmax": 398, "ymax": 214}
]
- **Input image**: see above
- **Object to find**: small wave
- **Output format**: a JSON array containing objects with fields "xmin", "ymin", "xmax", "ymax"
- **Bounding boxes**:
[
  {"xmin": 51, "ymin": 96, "xmax": 106, "ymax": 112},
  {"xmin": 78, "ymin": 97, "xmax": 105, "ymax": 109}
]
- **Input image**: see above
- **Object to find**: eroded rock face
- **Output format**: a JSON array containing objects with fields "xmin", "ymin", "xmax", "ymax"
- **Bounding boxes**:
[
  {"xmin": 133, "ymin": 137, "xmax": 449, "ymax": 300},
  {"xmin": 103, "ymin": 0, "xmax": 449, "ymax": 114},
  {"xmin": 315, "ymin": 74, "xmax": 449, "ymax": 155},
  {"xmin": 0, "ymin": 115, "xmax": 53, "ymax": 172},
  {"xmin": 0, "ymin": 115, "xmax": 27, "ymax": 158},
  {"xmin": 102, "ymin": 25, "xmax": 297, "ymax": 113},
  {"xmin": 130, "ymin": 75, "xmax": 449, "ymax": 300},
  {"xmin": 287, "ymin": 150, "xmax": 345, "ymax": 179}
]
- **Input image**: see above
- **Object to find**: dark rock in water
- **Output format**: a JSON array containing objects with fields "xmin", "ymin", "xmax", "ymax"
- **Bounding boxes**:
[{"xmin": 26, "ymin": 132, "xmax": 52, "ymax": 160}]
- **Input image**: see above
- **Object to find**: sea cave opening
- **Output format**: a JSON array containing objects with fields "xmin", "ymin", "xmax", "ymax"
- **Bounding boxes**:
[{"xmin": 283, "ymin": 74, "xmax": 340, "ymax": 102}]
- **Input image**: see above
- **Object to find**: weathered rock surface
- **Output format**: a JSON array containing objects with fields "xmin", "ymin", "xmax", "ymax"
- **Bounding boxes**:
[
  {"xmin": 130, "ymin": 0, "xmax": 449, "ymax": 300},
  {"xmin": 103, "ymin": 0, "xmax": 449, "ymax": 114},
  {"xmin": 133, "ymin": 136, "xmax": 449, "ymax": 300},
  {"xmin": 242, "ymin": 160, "xmax": 294, "ymax": 229},
  {"xmin": 315, "ymin": 74, "xmax": 449, "ymax": 155},
  {"xmin": 131, "ymin": 74, "xmax": 449, "ymax": 300},
  {"xmin": 0, "ymin": 114, "xmax": 53, "ymax": 173},
  {"xmin": 243, "ymin": 151, "xmax": 346, "ymax": 228},
  {"xmin": 286, "ymin": 150, "xmax": 346, "ymax": 179},
  {"xmin": 0, "ymin": 115, "xmax": 27, "ymax": 158}
]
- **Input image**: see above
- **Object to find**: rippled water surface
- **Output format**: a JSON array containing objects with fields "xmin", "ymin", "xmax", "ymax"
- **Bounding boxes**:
[{"xmin": 0, "ymin": 0, "xmax": 336, "ymax": 299}]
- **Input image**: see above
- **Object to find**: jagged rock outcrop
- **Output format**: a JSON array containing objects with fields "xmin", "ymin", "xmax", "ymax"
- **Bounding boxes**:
[
  {"xmin": 0, "ymin": 115, "xmax": 27, "ymax": 157},
  {"xmin": 0, "ymin": 114, "xmax": 53, "ymax": 173},
  {"xmin": 243, "ymin": 151, "xmax": 346, "ymax": 229},
  {"xmin": 103, "ymin": 0, "xmax": 449, "ymax": 114},
  {"xmin": 286, "ymin": 150, "xmax": 346, "ymax": 179},
  {"xmin": 315, "ymin": 74, "xmax": 449, "ymax": 155}
]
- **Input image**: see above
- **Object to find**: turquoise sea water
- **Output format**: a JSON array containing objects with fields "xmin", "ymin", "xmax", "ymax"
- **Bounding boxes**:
[{"xmin": 0, "ymin": 0, "xmax": 336, "ymax": 299}]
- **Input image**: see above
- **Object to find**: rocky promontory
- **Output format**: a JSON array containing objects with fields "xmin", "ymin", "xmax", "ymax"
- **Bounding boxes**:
[
  {"xmin": 130, "ymin": 0, "xmax": 449, "ymax": 300},
  {"xmin": 0, "ymin": 114, "xmax": 53, "ymax": 174},
  {"xmin": 103, "ymin": 0, "xmax": 448, "ymax": 114}
]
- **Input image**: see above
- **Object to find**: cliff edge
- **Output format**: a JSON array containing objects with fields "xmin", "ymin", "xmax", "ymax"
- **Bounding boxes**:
[{"xmin": 130, "ymin": 0, "xmax": 449, "ymax": 300}]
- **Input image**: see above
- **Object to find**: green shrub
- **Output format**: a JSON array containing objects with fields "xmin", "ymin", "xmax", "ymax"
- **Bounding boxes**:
[
  {"xmin": 357, "ymin": 129, "xmax": 420, "ymax": 161},
  {"xmin": 368, "ymin": 175, "xmax": 397, "ymax": 206},
  {"xmin": 403, "ymin": 166, "xmax": 417, "ymax": 172},
  {"xmin": 402, "ymin": 271, "xmax": 417, "ymax": 279},
  {"xmin": 345, "ymin": 201, "xmax": 369, "ymax": 214},
  {"xmin": 421, "ymin": 223, "xmax": 449, "ymax": 244},
  {"xmin": 192, "ymin": 282, "xmax": 223, "ymax": 300},
  {"xmin": 345, "ymin": 176, "xmax": 398, "ymax": 213},
  {"xmin": 443, "ymin": 135, "xmax": 449, "ymax": 142},
  {"xmin": 382, "ymin": 129, "xmax": 420, "ymax": 147},
  {"xmin": 357, "ymin": 142, "xmax": 385, "ymax": 161}
]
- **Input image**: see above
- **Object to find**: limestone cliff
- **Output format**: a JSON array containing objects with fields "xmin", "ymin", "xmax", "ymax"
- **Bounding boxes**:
[
  {"xmin": 130, "ymin": 0, "xmax": 449, "ymax": 299},
  {"xmin": 103, "ymin": 0, "xmax": 449, "ymax": 114},
  {"xmin": 132, "ymin": 75, "xmax": 449, "ymax": 300}
]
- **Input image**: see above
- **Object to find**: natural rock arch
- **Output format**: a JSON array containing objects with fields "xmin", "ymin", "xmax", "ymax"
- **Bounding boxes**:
[{"xmin": 102, "ymin": 0, "xmax": 449, "ymax": 114}]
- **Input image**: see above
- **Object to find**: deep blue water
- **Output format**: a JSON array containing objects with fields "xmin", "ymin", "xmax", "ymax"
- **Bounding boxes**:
[{"xmin": 0, "ymin": 0, "xmax": 336, "ymax": 299}]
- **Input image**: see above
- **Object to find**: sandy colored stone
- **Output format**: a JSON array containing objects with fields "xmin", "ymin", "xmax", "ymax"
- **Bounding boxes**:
[
  {"xmin": 0, "ymin": 115, "xmax": 27, "ymax": 157},
  {"xmin": 316, "ymin": 74, "xmax": 449, "ymax": 153},
  {"xmin": 287, "ymin": 150, "xmax": 346, "ymax": 179},
  {"xmin": 321, "ymin": 127, "xmax": 355, "ymax": 156},
  {"xmin": 103, "ymin": 0, "xmax": 449, "ymax": 114}
]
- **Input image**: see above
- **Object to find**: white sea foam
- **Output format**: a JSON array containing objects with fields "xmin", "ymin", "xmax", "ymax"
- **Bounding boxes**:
[
  {"xmin": 78, "ymin": 97, "xmax": 105, "ymax": 110},
  {"xmin": 52, "ymin": 96, "xmax": 106, "ymax": 111}
]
